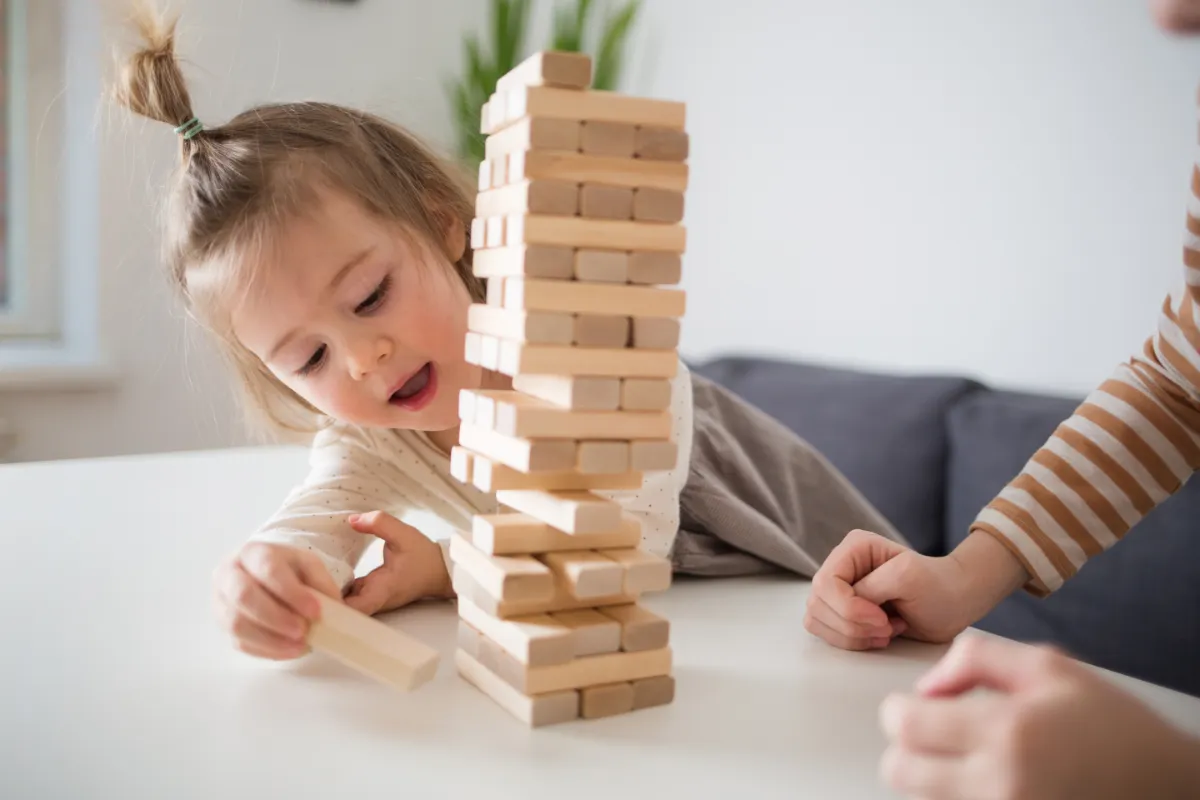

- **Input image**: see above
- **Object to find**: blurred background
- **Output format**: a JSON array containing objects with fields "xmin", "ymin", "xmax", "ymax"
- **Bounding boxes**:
[{"xmin": 2, "ymin": 0, "xmax": 1199, "ymax": 464}]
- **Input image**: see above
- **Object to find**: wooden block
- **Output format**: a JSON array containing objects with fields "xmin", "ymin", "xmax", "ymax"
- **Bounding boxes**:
[
  {"xmin": 464, "ymin": 331, "xmax": 483, "ymax": 365},
  {"xmin": 633, "ymin": 188, "xmax": 685, "ymax": 223},
  {"xmin": 489, "ymin": 156, "xmax": 508, "ymax": 189},
  {"xmin": 504, "ymin": 278, "xmax": 685, "ymax": 318},
  {"xmin": 485, "ymin": 93, "xmax": 508, "ymax": 135},
  {"xmin": 540, "ymin": 551, "xmax": 625, "ymax": 599},
  {"xmin": 494, "ymin": 400, "xmax": 669, "ymax": 441},
  {"xmin": 450, "ymin": 445, "xmax": 473, "ymax": 483},
  {"xmin": 550, "ymin": 609, "xmax": 622, "ymax": 657},
  {"xmin": 634, "ymin": 126, "xmax": 689, "ymax": 161},
  {"xmin": 450, "ymin": 533, "xmax": 555, "ymax": 602},
  {"xmin": 470, "ymin": 217, "xmax": 486, "ymax": 249},
  {"xmin": 574, "ymin": 315, "xmax": 630, "ymax": 348},
  {"xmin": 496, "ymin": 489, "xmax": 622, "ymax": 534},
  {"xmin": 494, "ymin": 339, "xmax": 679, "ymax": 379},
  {"xmin": 490, "ymin": 643, "xmax": 672, "ymax": 695},
  {"xmin": 472, "ymin": 512, "xmax": 641, "ymax": 556},
  {"xmin": 631, "ymin": 674, "xmax": 676, "ymax": 709},
  {"xmin": 472, "ymin": 246, "xmax": 575, "ymax": 280},
  {"xmin": 468, "ymin": 453, "xmax": 643, "ymax": 493},
  {"xmin": 599, "ymin": 603, "xmax": 671, "ymax": 652},
  {"xmin": 631, "ymin": 317, "xmax": 681, "ymax": 349},
  {"xmin": 630, "ymin": 439, "xmax": 678, "ymax": 471},
  {"xmin": 479, "ymin": 335, "xmax": 501, "ymax": 369},
  {"xmin": 305, "ymin": 591, "xmax": 440, "ymax": 691},
  {"xmin": 485, "ymin": 277, "xmax": 505, "ymax": 306},
  {"xmin": 577, "ymin": 441, "xmax": 630, "ymax": 474},
  {"xmin": 458, "ymin": 423, "xmax": 576, "ymax": 472},
  {"xmin": 484, "ymin": 216, "xmax": 506, "ymax": 248},
  {"xmin": 480, "ymin": 100, "xmax": 491, "ymax": 135},
  {"xmin": 456, "ymin": 649, "xmax": 580, "ymax": 727},
  {"xmin": 505, "ymin": 214, "xmax": 685, "ymax": 254},
  {"xmin": 512, "ymin": 374, "xmax": 620, "ymax": 410},
  {"xmin": 496, "ymin": 51, "xmax": 592, "ymax": 92},
  {"xmin": 621, "ymin": 378, "xmax": 672, "ymax": 411},
  {"xmin": 504, "ymin": 85, "xmax": 686, "ymax": 131},
  {"xmin": 453, "ymin": 566, "xmax": 639, "ymax": 618},
  {"xmin": 601, "ymin": 549, "xmax": 672, "ymax": 594},
  {"xmin": 457, "ymin": 598, "xmax": 575, "ymax": 666},
  {"xmin": 628, "ymin": 251, "xmax": 683, "ymax": 285},
  {"xmin": 475, "ymin": 180, "xmax": 579, "ymax": 218},
  {"xmin": 580, "ymin": 121, "xmax": 637, "ymax": 158},
  {"xmin": 573, "ymin": 250, "xmax": 629, "ymax": 283},
  {"xmin": 485, "ymin": 117, "xmax": 582, "ymax": 160},
  {"xmin": 579, "ymin": 184, "xmax": 634, "ymax": 220},
  {"xmin": 467, "ymin": 303, "xmax": 574, "ymax": 345},
  {"xmin": 581, "ymin": 682, "xmax": 635, "ymax": 719},
  {"xmin": 477, "ymin": 158, "xmax": 493, "ymax": 192},
  {"xmin": 508, "ymin": 150, "xmax": 687, "ymax": 192}
]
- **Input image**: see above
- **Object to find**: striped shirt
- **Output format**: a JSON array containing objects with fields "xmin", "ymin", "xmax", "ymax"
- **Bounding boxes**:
[{"xmin": 971, "ymin": 166, "xmax": 1200, "ymax": 597}]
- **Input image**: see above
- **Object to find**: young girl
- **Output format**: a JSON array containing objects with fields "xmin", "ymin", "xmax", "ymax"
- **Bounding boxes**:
[{"xmin": 115, "ymin": 8, "xmax": 907, "ymax": 663}]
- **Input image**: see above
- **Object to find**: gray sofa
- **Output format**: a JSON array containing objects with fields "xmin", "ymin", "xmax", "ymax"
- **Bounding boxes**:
[{"xmin": 692, "ymin": 355, "xmax": 1200, "ymax": 698}]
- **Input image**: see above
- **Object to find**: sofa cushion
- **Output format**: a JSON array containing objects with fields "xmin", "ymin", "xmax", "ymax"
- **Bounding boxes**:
[
  {"xmin": 946, "ymin": 389, "xmax": 1200, "ymax": 697},
  {"xmin": 691, "ymin": 356, "xmax": 980, "ymax": 555}
]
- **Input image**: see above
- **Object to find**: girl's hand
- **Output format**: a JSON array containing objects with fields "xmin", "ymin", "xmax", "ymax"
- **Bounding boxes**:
[
  {"xmin": 341, "ymin": 511, "xmax": 453, "ymax": 616},
  {"xmin": 213, "ymin": 541, "xmax": 341, "ymax": 660},
  {"xmin": 880, "ymin": 636, "xmax": 1200, "ymax": 799}
]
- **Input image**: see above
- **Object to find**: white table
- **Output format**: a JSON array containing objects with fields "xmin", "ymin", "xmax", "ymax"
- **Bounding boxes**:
[{"xmin": 3, "ymin": 447, "xmax": 1199, "ymax": 799}]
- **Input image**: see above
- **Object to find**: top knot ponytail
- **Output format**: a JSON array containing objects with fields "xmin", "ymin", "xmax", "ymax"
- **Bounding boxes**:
[{"xmin": 112, "ymin": 3, "xmax": 199, "ymax": 141}]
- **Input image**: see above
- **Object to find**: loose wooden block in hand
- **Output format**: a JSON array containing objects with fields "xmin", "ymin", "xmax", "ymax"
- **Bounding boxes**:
[
  {"xmin": 580, "ymin": 121, "xmax": 636, "ymax": 157},
  {"xmin": 581, "ymin": 682, "xmax": 635, "ymax": 719},
  {"xmin": 467, "ymin": 452, "xmax": 642, "ymax": 493},
  {"xmin": 485, "ymin": 117, "xmax": 582, "ymax": 160},
  {"xmin": 305, "ymin": 591, "xmax": 440, "ymax": 691},
  {"xmin": 457, "ymin": 597, "xmax": 575, "ymax": 666},
  {"xmin": 573, "ymin": 250, "xmax": 629, "ymax": 283},
  {"xmin": 496, "ymin": 51, "xmax": 592, "ymax": 93},
  {"xmin": 472, "ymin": 512, "xmax": 641, "ymax": 556},
  {"xmin": 472, "ymin": 246, "xmax": 574, "ymax": 280},
  {"xmin": 574, "ymin": 314, "xmax": 631, "ymax": 348},
  {"xmin": 508, "ymin": 150, "xmax": 688, "ymax": 192},
  {"xmin": 540, "ymin": 550, "xmax": 625, "ymax": 599},
  {"xmin": 504, "ymin": 85, "xmax": 685, "ymax": 131},
  {"xmin": 456, "ymin": 649, "xmax": 580, "ymax": 727},
  {"xmin": 504, "ymin": 278, "xmax": 685, "ymax": 318},
  {"xmin": 632, "ymin": 188, "xmax": 685, "ymax": 223},
  {"xmin": 468, "ymin": 303, "xmax": 574, "ymax": 346},
  {"xmin": 601, "ymin": 549, "xmax": 672, "ymax": 594},
  {"xmin": 550, "ymin": 609, "xmax": 622, "ymax": 656},
  {"xmin": 631, "ymin": 317, "xmax": 681, "ymax": 349},
  {"xmin": 579, "ymin": 184, "xmax": 634, "ymax": 220},
  {"xmin": 599, "ymin": 603, "xmax": 671, "ymax": 652},
  {"xmin": 475, "ymin": 180, "xmax": 579, "ymax": 219},
  {"xmin": 628, "ymin": 251, "xmax": 683, "ymax": 286},
  {"xmin": 450, "ymin": 533, "xmax": 555, "ymax": 602},
  {"xmin": 621, "ymin": 378, "xmax": 672, "ymax": 411},
  {"xmin": 496, "ymin": 489, "xmax": 622, "ymax": 534},
  {"xmin": 634, "ymin": 126, "xmax": 690, "ymax": 161},
  {"xmin": 631, "ymin": 674, "xmax": 676, "ymax": 709},
  {"xmin": 630, "ymin": 439, "xmax": 679, "ymax": 471},
  {"xmin": 577, "ymin": 441, "xmax": 631, "ymax": 474},
  {"xmin": 494, "ymin": 339, "xmax": 679, "ymax": 379},
  {"xmin": 505, "ymin": 214, "xmax": 686, "ymax": 254},
  {"xmin": 453, "ymin": 566, "xmax": 638, "ymax": 618},
  {"xmin": 458, "ymin": 423, "xmax": 576, "ymax": 472},
  {"xmin": 512, "ymin": 374, "xmax": 620, "ymax": 410}
]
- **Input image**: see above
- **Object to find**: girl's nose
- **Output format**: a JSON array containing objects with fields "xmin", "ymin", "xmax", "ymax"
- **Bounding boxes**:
[{"xmin": 348, "ymin": 336, "xmax": 392, "ymax": 380}]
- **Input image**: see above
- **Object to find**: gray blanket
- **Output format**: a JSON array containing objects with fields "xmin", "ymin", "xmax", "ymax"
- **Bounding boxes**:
[{"xmin": 671, "ymin": 372, "xmax": 908, "ymax": 577}]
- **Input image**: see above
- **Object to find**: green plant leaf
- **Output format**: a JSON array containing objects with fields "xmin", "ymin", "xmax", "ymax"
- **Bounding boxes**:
[
  {"xmin": 504, "ymin": 0, "xmax": 531, "ymax": 70},
  {"xmin": 593, "ymin": 0, "xmax": 640, "ymax": 91}
]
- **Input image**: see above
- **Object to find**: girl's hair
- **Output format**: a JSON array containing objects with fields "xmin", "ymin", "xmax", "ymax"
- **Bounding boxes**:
[{"xmin": 112, "ymin": 6, "xmax": 484, "ymax": 438}]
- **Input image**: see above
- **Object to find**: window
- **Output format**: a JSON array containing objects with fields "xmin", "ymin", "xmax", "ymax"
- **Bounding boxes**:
[{"xmin": 0, "ymin": 0, "xmax": 107, "ymax": 387}]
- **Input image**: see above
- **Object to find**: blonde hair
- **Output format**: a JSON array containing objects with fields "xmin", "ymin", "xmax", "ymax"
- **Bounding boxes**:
[{"xmin": 112, "ymin": 6, "xmax": 484, "ymax": 439}]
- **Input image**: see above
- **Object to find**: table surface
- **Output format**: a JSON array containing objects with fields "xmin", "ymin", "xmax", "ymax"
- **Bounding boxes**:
[{"xmin": 4, "ymin": 446, "xmax": 1199, "ymax": 800}]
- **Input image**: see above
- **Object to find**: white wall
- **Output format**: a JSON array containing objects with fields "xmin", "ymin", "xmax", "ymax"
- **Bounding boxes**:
[{"xmin": 4, "ymin": 0, "xmax": 1200, "ymax": 463}]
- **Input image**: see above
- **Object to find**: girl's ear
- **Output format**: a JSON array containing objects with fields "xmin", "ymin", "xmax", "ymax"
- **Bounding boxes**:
[{"xmin": 443, "ymin": 214, "xmax": 467, "ymax": 262}]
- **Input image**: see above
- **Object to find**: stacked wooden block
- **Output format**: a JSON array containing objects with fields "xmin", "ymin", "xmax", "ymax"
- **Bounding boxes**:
[{"xmin": 449, "ymin": 51, "xmax": 688, "ymax": 727}]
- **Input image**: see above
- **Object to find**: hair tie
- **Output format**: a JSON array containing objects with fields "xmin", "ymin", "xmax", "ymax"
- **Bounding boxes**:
[{"xmin": 174, "ymin": 116, "xmax": 204, "ymax": 141}]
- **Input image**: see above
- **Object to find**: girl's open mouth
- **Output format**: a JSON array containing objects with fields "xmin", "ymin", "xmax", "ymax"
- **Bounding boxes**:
[{"xmin": 389, "ymin": 362, "xmax": 436, "ymax": 411}]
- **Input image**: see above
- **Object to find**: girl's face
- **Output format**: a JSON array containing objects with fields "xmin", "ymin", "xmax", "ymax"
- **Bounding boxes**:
[{"xmin": 232, "ymin": 188, "xmax": 481, "ymax": 432}]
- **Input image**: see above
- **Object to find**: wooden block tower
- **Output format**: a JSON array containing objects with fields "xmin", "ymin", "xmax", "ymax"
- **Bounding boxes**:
[{"xmin": 448, "ymin": 51, "xmax": 688, "ymax": 727}]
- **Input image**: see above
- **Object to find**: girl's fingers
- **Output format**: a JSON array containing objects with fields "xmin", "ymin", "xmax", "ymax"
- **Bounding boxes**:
[{"xmin": 221, "ymin": 563, "xmax": 308, "ymax": 642}]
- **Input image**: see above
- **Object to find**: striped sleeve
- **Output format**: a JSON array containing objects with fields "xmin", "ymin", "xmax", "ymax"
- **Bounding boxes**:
[{"xmin": 969, "ymin": 167, "xmax": 1200, "ymax": 597}]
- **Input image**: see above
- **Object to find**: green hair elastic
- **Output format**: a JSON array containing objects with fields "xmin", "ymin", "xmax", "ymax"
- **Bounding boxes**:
[{"xmin": 174, "ymin": 117, "xmax": 204, "ymax": 140}]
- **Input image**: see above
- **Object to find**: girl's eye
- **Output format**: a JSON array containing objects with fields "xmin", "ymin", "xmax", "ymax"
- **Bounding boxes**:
[
  {"xmin": 297, "ymin": 344, "xmax": 327, "ymax": 376},
  {"xmin": 355, "ymin": 274, "xmax": 392, "ymax": 314}
]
